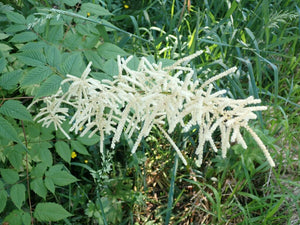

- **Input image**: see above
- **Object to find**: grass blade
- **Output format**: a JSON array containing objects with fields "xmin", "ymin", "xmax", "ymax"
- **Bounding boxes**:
[{"xmin": 164, "ymin": 154, "xmax": 178, "ymax": 225}]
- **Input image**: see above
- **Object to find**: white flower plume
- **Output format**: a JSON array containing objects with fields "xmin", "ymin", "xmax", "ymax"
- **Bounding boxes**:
[{"xmin": 29, "ymin": 51, "xmax": 275, "ymax": 167}]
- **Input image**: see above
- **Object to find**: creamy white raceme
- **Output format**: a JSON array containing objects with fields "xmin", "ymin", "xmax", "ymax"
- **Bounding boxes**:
[{"xmin": 29, "ymin": 52, "xmax": 275, "ymax": 167}]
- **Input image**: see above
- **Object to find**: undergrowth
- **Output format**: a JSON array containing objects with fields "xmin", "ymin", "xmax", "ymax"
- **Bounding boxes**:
[{"xmin": 0, "ymin": 0, "xmax": 299, "ymax": 224}]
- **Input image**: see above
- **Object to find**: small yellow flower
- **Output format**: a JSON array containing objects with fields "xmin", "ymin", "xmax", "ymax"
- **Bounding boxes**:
[
  {"xmin": 71, "ymin": 151, "xmax": 77, "ymax": 159},
  {"xmin": 124, "ymin": 4, "xmax": 129, "ymax": 9},
  {"xmin": 84, "ymin": 159, "xmax": 88, "ymax": 164},
  {"xmin": 79, "ymin": 126, "xmax": 84, "ymax": 131},
  {"xmin": 87, "ymin": 12, "xmax": 90, "ymax": 17}
]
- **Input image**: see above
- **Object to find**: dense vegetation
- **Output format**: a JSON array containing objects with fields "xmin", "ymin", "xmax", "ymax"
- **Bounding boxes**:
[{"xmin": 0, "ymin": 0, "xmax": 299, "ymax": 224}]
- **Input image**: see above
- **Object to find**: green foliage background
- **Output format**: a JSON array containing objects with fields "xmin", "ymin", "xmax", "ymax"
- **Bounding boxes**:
[{"xmin": 0, "ymin": 0, "xmax": 299, "ymax": 224}]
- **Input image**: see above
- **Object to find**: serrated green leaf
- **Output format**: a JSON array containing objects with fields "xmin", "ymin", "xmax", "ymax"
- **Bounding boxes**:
[
  {"xmin": 6, "ymin": 11, "xmax": 26, "ymax": 24},
  {"xmin": 21, "ymin": 66, "xmax": 53, "ymax": 87},
  {"xmin": 47, "ymin": 25, "xmax": 63, "ymax": 43},
  {"xmin": 63, "ymin": 32, "xmax": 81, "ymax": 50},
  {"xmin": 55, "ymin": 141, "xmax": 71, "ymax": 164},
  {"xmin": 15, "ymin": 49, "xmax": 46, "ymax": 66},
  {"xmin": 31, "ymin": 178, "xmax": 47, "ymax": 199},
  {"xmin": 60, "ymin": 53, "xmax": 83, "ymax": 76},
  {"xmin": 97, "ymin": 42, "xmax": 128, "ymax": 59},
  {"xmin": 0, "ymin": 57, "xmax": 6, "ymax": 73},
  {"xmin": 35, "ymin": 75, "xmax": 63, "ymax": 98},
  {"xmin": 127, "ymin": 55, "xmax": 140, "ymax": 70},
  {"xmin": 81, "ymin": 3, "xmax": 112, "ymax": 16},
  {"xmin": 63, "ymin": 0, "xmax": 78, "ymax": 6},
  {"xmin": 40, "ymin": 126, "xmax": 55, "ymax": 140},
  {"xmin": 159, "ymin": 58, "xmax": 176, "ymax": 67},
  {"xmin": 97, "ymin": 24, "xmax": 110, "ymax": 42},
  {"xmin": 0, "ymin": 180, "xmax": 7, "ymax": 213},
  {"xmin": 0, "ymin": 168, "xmax": 19, "ymax": 184},
  {"xmin": 45, "ymin": 45, "xmax": 61, "ymax": 68},
  {"xmin": 77, "ymin": 132, "xmax": 100, "ymax": 146},
  {"xmin": 0, "ymin": 70, "xmax": 22, "ymax": 90},
  {"xmin": 0, "ymin": 116, "xmax": 22, "ymax": 144},
  {"xmin": 71, "ymin": 140, "xmax": 90, "ymax": 155},
  {"xmin": 4, "ymin": 24, "xmax": 27, "ymax": 33},
  {"xmin": 44, "ymin": 177, "xmax": 55, "ymax": 193},
  {"xmin": 84, "ymin": 50, "xmax": 105, "ymax": 70},
  {"xmin": 22, "ymin": 212, "xmax": 31, "ymax": 225},
  {"xmin": 76, "ymin": 24, "xmax": 91, "ymax": 36},
  {"xmin": 6, "ymin": 144, "xmax": 25, "ymax": 170},
  {"xmin": 3, "ymin": 209, "xmax": 23, "ymax": 225},
  {"xmin": 34, "ymin": 202, "xmax": 72, "ymax": 222},
  {"xmin": 82, "ymin": 35, "xmax": 99, "ymax": 49},
  {"xmin": 9, "ymin": 31, "xmax": 37, "ymax": 43},
  {"xmin": 90, "ymin": 72, "xmax": 113, "ymax": 81},
  {"xmin": 39, "ymin": 148, "xmax": 53, "ymax": 167},
  {"xmin": 52, "ymin": 170, "xmax": 78, "ymax": 186},
  {"xmin": 30, "ymin": 142, "xmax": 52, "ymax": 162},
  {"xmin": 0, "ymin": 33, "xmax": 10, "ymax": 40},
  {"xmin": 0, "ymin": 43, "xmax": 13, "ymax": 52},
  {"xmin": 26, "ymin": 123, "xmax": 42, "ymax": 138},
  {"xmin": 0, "ymin": 100, "xmax": 32, "ymax": 121},
  {"xmin": 20, "ymin": 42, "xmax": 47, "ymax": 51},
  {"xmin": 31, "ymin": 162, "xmax": 48, "ymax": 178},
  {"xmin": 102, "ymin": 59, "xmax": 118, "ymax": 76},
  {"xmin": 11, "ymin": 183, "xmax": 26, "ymax": 209},
  {"xmin": 46, "ymin": 165, "xmax": 78, "ymax": 186},
  {"xmin": 49, "ymin": 16, "xmax": 64, "ymax": 26}
]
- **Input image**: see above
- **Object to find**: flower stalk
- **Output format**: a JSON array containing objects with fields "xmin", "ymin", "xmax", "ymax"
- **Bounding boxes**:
[{"xmin": 29, "ymin": 52, "xmax": 275, "ymax": 167}]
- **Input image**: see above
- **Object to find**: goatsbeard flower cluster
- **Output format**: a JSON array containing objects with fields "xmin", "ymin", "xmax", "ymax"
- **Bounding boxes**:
[{"xmin": 29, "ymin": 51, "xmax": 275, "ymax": 167}]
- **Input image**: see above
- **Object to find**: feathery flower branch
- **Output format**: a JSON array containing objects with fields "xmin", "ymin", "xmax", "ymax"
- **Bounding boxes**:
[{"xmin": 28, "ymin": 51, "xmax": 275, "ymax": 167}]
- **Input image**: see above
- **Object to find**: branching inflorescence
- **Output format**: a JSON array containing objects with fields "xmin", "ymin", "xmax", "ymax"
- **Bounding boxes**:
[{"xmin": 29, "ymin": 51, "xmax": 275, "ymax": 167}]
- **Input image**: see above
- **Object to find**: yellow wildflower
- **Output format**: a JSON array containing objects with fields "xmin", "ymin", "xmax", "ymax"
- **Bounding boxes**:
[
  {"xmin": 71, "ymin": 151, "xmax": 77, "ymax": 159},
  {"xmin": 84, "ymin": 159, "xmax": 88, "ymax": 164},
  {"xmin": 124, "ymin": 4, "xmax": 129, "ymax": 9},
  {"xmin": 87, "ymin": 12, "xmax": 90, "ymax": 17}
]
